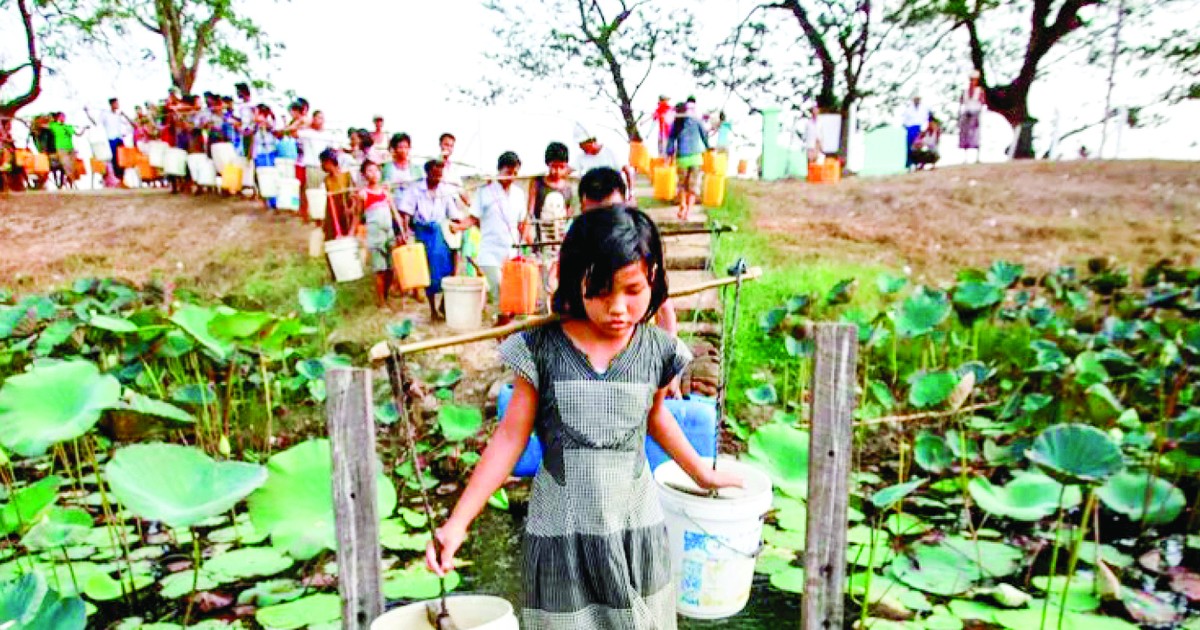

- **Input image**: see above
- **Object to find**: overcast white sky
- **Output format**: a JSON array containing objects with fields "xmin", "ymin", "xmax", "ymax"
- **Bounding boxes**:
[{"xmin": 2, "ymin": 0, "xmax": 1197, "ymax": 167}]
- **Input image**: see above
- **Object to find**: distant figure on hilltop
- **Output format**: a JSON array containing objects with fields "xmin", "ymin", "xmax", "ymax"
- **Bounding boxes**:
[
  {"xmin": 959, "ymin": 70, "xmax": 986, "ymax": 162},
  {"xmin": 901, "ymin": 94, "xmax": 930, "ymax": 171}
]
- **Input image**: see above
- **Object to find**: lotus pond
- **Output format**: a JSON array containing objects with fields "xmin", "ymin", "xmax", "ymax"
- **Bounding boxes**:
[{"xmin": 0, "ymin": 258, "xmax": 1197, "ymax": 629}]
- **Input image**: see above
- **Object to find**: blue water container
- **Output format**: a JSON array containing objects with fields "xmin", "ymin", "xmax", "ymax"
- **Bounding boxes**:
[{"xmin": 496, "ymin": 384, "xmax": 717, "ymax": 477}]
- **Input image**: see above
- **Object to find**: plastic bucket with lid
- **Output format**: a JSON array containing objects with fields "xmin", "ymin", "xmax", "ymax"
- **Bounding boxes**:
[
  {"xmin": 370, "ymin": 594, "xmax": 517, "ymax": 630},
  {"xmin": 306, "ymin": 188, "xmax": 327, "ymax": 221},
  {"xmin": 442, "ymin": 276, "xmax": 486, "ymax": 332},
  {"xmin": 324, "ymin": 237, "xmax": 364, "ymax": 283},
  {"xmin": 147, "ymin": 141, "xmax": 168, "ymax": 168},
  {"xmin": 655, "ymin": 457, "xmax": 772, "ymax": 619},
  {"xmin": 256, "ymin": 166, "xmax": 280, "ymax": 198},
  {"xmin": 164, "ymin": 148, "xmax": 187, "ymax": 176}
]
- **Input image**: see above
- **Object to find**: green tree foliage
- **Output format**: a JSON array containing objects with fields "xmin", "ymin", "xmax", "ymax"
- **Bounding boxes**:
[
  {"xmin": 482, "ymin": 0, "xmax": 695, "ymax": 141},
  {"xmin": 61, "ymin": 0, "xmax": 280, "ymax": 93}
]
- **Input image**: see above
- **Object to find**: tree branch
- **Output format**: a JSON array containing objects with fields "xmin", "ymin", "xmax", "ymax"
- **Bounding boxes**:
[{"xmin": 1, "ymin": 0, "xmax": 42, "ymax": 114}]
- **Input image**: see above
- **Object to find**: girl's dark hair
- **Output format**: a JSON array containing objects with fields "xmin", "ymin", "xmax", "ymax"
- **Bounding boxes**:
[
  {"xmin": 389, "ymin": 132, "xmax": 411, "ymax": 149},
  {"xmin": 497, "ymin": 151, "xmax": 521, "ymax": 170},
  {"xmin": 360, "ymin": 159, "xmax": 380, "ymax": 175},
  {"xmin": 553, "ymin": 205, "xmax": 667, "ymax": 323},
  {"xmin": 544, "ymin": 142, "xmax": 569, "ymax": 165}
]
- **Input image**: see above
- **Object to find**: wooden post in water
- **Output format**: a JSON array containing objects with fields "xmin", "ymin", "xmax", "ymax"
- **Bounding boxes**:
[
  {"xmin": 802, "ymin": 324, "xmax": 858, "ymax": 630},
  {"xmin": 326, "ymin": 367, "xmax": 384, "ymax": 629}
]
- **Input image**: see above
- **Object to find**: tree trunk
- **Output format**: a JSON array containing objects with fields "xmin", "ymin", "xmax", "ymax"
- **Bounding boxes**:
[
  {"xmin": 837, "ymin": 101, "xmax": 853, "ymax": 163},
  {"xmin": 0, "ymin": 0, "xmax": 42, "ymax": 117},
  {"xmin": 597, "ymin": 40, "xmax": 643, "ymax": 142}
]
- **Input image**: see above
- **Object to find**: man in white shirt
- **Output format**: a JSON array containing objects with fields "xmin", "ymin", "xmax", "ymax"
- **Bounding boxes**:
[
  {"xmin": 571, "ymin": 123, "xmax": 634, "ymax": 202},
  {"xmin": 88, "ymin": 98, "xmax": 130, "ymax": 181},
  {"xmin": 298, "ymin": 111, "xmax": 337, "ymax": 192},
  {"xmin": 400, "ymin": 159, "xmax": 466, "ymax": 320},
  {"xmin": 901, "ymin": 95, "xmax": 931, "ymax": 169},
  {"xmin": 235, "ymin": 83, "xmax": 256, "ymax": 158},
  {"xmin": 464, "ymin": 151, "xmax": 526, "ymax": 305}
]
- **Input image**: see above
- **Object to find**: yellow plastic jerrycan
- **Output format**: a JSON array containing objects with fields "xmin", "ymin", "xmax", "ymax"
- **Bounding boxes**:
[
  {"xmin": 702, "ymin": 174, "xmax": 726, "ymax": 207},
  {"xmin": 709, "ymin": 151, "xmax": 728, "ymax": 175},
  {"xmin": 392, "ymin": 243, "xmax": 431, "ymax": 290},
  {"xmin": 222, "ymin": 162, "xmax": 243, "ymax": 194},
  {"xmin": 653, "ymin": 165, "xmax": 678, "ymax": 201}
]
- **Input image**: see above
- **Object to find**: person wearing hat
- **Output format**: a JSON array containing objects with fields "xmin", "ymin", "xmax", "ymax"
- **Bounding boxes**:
[
  {"xmin": 959, "ymin": 71, "xmax": 986, "ymax": 162},
  {"xmin": 570, "ymin": 124, "xmax": 634, "ymax": 203},
  {"xmin": 901, "ymin": 94, "xmax": 930, "ymax": 170}
]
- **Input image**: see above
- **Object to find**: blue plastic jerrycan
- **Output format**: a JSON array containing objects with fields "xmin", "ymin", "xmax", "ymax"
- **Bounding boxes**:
[{"xmin": 496, "ymin": 384, "xmax": 717, "ymax": 477}]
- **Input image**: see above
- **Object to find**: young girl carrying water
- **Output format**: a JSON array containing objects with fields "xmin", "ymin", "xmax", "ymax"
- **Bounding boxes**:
[
  {"xmin": 357, "ymin": 161, "xmax": 404, "ymax": 309},
  {"xmin": 427, "ymin": 206, "xmax": 741, "ymax": 629}
]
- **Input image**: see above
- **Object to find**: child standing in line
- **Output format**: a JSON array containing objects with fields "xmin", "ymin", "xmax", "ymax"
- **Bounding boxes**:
[
  {"xmin": 527, "ymin": 142, "xmax": 575, "ymax": 306},
  {"xmin": 427, "ymin": 207, "xmax": 742, "ymax": 629},
  {"xmin": 357, "ymin": 161, "xmax": 404, "ymax": 309},
  {"xmin": 250, "ymin": 105, "xmax": 278, "ymax": 209}
]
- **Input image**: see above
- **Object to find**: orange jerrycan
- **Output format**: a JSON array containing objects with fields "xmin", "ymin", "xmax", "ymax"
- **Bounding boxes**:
[
  {"xmin": 117, "ymin": 146, "xmax": 138, "ymax": 168},
  {"xmin": 393, "ymin": 242, "xmax": 431, "ymax": 290},
  {"xmin": 500, "ymin": 257, "xmax": 540, "ymax": 315},
  {"xmin": 702, "ymin": 174, "xmax": 726, "ymax": 207},
  {"xmin": 629, "ymin": 141, "xmax": 651, "ymax": 175},
  {"xmin": 653, "ymin": 165, "xmax": 678, "ymax": 201},
  {"xmin": 702, "ymin": 150, "xmax": 714, "ymax": 174},
  {"xmin": 31, "ymin": 153, "xmax": 50, "ymax": 175}
]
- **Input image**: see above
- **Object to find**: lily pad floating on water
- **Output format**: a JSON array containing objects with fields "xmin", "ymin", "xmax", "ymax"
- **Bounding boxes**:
[
  {"xmin": 204, "ymin": 547, "xmax": 295, "ymax": 581},
  {"xmin": 1026, "ymin": 424, "xmax": 1123, "ymax": 485},
  {"xmin": 236, "ymin": 578, "xmax": 306, "ymax": 607},
  {"xmin": 967, "ymin": 472, "xmax": 1083, "ymax": 521},
  {"xmin": 0, "ymin": 476, "xmax": 64, "ymax": 536},
  {"xmin": 382, "ymin": 564, "xmax": 461, "ymax": 600},
  {"xmin": 0, "ymin": 361, "xmax": 121, "ymax": 457},
  {"xmin": 1031, "ymin": 574, "xmax": 1100, "ymax": 612},
  {"xmin": 0, "ymin": 572, "xmax": 87, "ymax": 630},
  {"xmin": 106, "ymin": 444, "xmax": 267, "ymax": 529},
  {"xmin": 256, "ymin": 592, "xmax": 342, "ymax": 630},
  {"xmin": 20, "ymin": 507, "xmax": 93, "ymax": 551},
  {"xmin": 745, "ymin": 424, "xmax": 808, "ymax": 499},
  {"xmin": 83, "ymin": 570, "xmax": 154, "ymax": 602},
  {"xmin": 158, "ymin": 570, "xmax": 220, "ymax": 599},
  {"xmin": 1096, "ymin": 470, "xmax": 1186, "ymax": 524},
  {"xmin": 248, "ymin": 439, "xmax": 396, "ymax": 560},
  {"xmin": 890, "ymin": 537, "xmax": 1023, "ymax": 596}
]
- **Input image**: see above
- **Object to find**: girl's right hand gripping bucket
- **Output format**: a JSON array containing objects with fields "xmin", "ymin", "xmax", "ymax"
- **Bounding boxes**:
[{"xmin": 655, "ymin": 457, "xmax": 773, "ymax": 619}]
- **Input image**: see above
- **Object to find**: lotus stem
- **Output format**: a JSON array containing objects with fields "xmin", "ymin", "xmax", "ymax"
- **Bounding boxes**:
[
  {"xmin": 59, "ymin": 546, "xmax": 80, "ymax": 595},
  {"xmin": 1040, "ymin": 485, "xmax": 1068, "ymax": 630},
  {"xmin": 260, "ymin": 356, "xmax": 274, "ymax": 456},
  {"xmin": 183, "ymin": 531, "xmax": 200, "ymax": 625},
  {"xmin": 86, "ymin": 436, "xmax": 138, "ymax": 608},
  {"xmin": 1057, "ymin": 488, "xmax": 1097, "ymax": 630}
]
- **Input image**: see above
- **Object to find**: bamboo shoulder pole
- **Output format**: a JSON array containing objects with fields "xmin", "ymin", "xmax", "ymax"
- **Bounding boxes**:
[{"xmin": 369, "ymin": 267, "xmax": 762, "ymax": 361}]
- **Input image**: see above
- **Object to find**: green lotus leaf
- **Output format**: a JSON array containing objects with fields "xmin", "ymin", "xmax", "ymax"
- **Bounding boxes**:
[
  {"xmin": 1097, "ymin": 470, "xmax": 1186, "ymax": 524},
  {"xmin": 967, "ymin": 472, "xmax": 1082, "ymax": 521},
  {"xmin": 248, "ymin": 439, "xmax": 396, "ymax": 560},
  {"xmin": 386, "ymin": 319, "xmax": 414, "ymax": 340},
  {"xmin": 255, "ymin": 593, "xmax": 341, "ymax": 630},
  {"xmin": 1026, "ymin": 424, "xmax": 1123, "ymax": 485},
  {"xmin": 745, "ymin": 424, "xmax": 808, "ymax": 498},
  {"xmin": 169, "ymin": 305, "xmax": 235, "ymax": 360},
  {"xmin": 1030, "ymin": 340, "xmax": 1069, "ymax": 372},
  {"xmin": 908, "ymin": 371, "xmax": 958, "ymax": 409},
  {"xmin": 745, "ymin": 384, "xmax": 778, "ymax": 406},
  {"xmin": 768, "ymin": 566, "xmax": 806, "ymax": 593},
  {"xmin": 432, "ymin": 368, "xmax": 464, "ymax": 389},
  {"xmin": 947, "ymin": 598, "xmax": 1003, "ymax": 623},
  {"xmin": 754, "ymin": 545, "xmax": 796, "ymax": 576},
  {"xmin": 437, "ymin": 404, "xmax": 483, "ymax": 442},
  {"xmin": 870, "ymin": 478, "xmax": 926, "ymax": 510},
  {"xmin": 88, "ymin": 314, "xmax": 138, "ymax": 333},
  {"xmin": 894, "ymin": 288, "xmax": 951, "ymax": 337},
  {"xmin": 1084, "ymin": 383, "xmax": 1124, "ymax": 422},
  {"xmin": 208, "ymin": 310, "xmax": 275, "ymax": 340},
  {"xmin": 763, "ymin": 524, "xmax": 805, "ymax": 551},
  {"xmin": 0, "ymin": 361, "xmax": 121, "ymax": 457},
  {"xmin": 847, "ymin": 572, "xmax": 930, "ymax": 613},
  {"xmin": 876, "ymin": 274, "xmax": 908, "ymax": 295},
  {"xmin": 939, "ymin": 536, "xmax": 1023, "ymax": 579},
  {"xmin": 381, "ymin": 564, "xmax": 460, "ymax": 600},
  {"xmin": 35, "ymin": 321, "xmax": 78, "ymax": 356},
  {"xmin": 883, "ymin": 512, "xmax": 930, "ymax": 536},
  {"xmin": 20, "ymin": 507, "xmax": 93, "ymax": 551},
  {"xmin": 774, "ymin": 497, "xmax": 806, "ymax": 533},
  {"xmin": 0, "ymin": 573, "xmax": 86, "ymax": 630},
  {"xmin": 987, "ymin": 261, "xmax": 1024, "ymax": 287},
  {"xmin": 114, "ymin": 392, "xmax": 194, "ymax": 424},
  {"xmin": 206, "ymin": 523, "xmax": 269, "ymax": 545},
  {"xmin": 82, "ymin": 571, "xmax": 154, "ymax": 602},
  {"xmin": 890, "ymin": 544, "xmax": 977, "ymax": 596},
  {"xmin": 158, "ymin": 570, "xmax": 219, "ymax": 599},
  {"xmin": 298, "ymin": 286, "xmax": 337, "ymax": 315},
  {"xmin": 953, "ymin": 281, "xmax": 1003, "ymax": 311},
  {"xmin": 236, "ymin": 578, "xmax": 306, "ymax": 607},
  {"xmin": 204, "ymin": 547, "xmax": 294, "ymax": 581},
  {"xmin": 1, "ymin": 476, "xmax": 63, "ymax": 538},
  {"xmin": 1031, "ymin": 574, "xmax": 1100, "ymax": 612},
  {"xmin": 1073, "ymin": 351, "xmax": 1110, "ymax": 387},
  {"xmin": 758, "ymin": 307, "xmax": 787, "ymax": 333},
  {"xmin": 914, "ymin": 431, "xmax": 953, "ymax": 473},
  {"xmin": 380, "ymin": 519, "xmax": 427, "ymax": 552},
  {"xmin": 106, "ymin": 444, "xmax": 267, "ymax": 529},
  {"xmin": 398, "ymin": 507, "xmax": 428, "ymax": 529},
  {"xmin": 824, "ymin": 278, "xmax": 856, "ymax": 306}
]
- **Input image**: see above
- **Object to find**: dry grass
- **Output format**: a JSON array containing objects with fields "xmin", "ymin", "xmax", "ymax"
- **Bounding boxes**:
[{"xmin": 738, "ymin": 160, "xmax": 1200, "ymax": 282}]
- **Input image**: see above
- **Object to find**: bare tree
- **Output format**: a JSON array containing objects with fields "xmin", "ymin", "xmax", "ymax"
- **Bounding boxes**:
[
  {"xmin": 0, "ymin": 0, "xmax": 41, "ymax": 117},
  {"xmin": 483, "ymin": 0, "xmax": 694, "ymax": 141}
]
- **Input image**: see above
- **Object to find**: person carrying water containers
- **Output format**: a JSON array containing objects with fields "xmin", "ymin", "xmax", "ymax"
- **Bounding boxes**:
[
  {"xmin": 901, "ymin": 93, "xmax": 931, "ymax": 170},
  {"xmin": 86, "ymin": 98, "xmax": 133, "ymax": 186},
  {"xmin": 571, "ymin": 122, "xmax": 635, "ymax": 204},
  {"xmin": 461, "ymin": 151, "xmax": 525, "ymax": 306},
  {"xmin": 400, "ymin": 159, "xmax": 470, "ymax": 322},
  {"xmin": 528, "ymin": 141, "xmax": 575, "ymax": 305},
  {"xmin": 357, "ymin": 160, "xmax": 406, "ymax": 309},
  {"xmin": 667, "ymin": 101, "xmax": 709, "ymax": 221},
  {"xmin": 249, "ymin": 105, "xmax": 279, "ymax": 209},
  {"xmin": 427, "ymin": 206, "xmax": 743, "ymax": 629}
]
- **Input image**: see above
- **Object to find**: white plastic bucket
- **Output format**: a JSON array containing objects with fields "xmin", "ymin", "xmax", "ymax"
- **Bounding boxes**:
[
  {"xmin": 257, "ymin": 166, "xmax": 280, "ymax": 198},
  {"xmin": 188, "ymin": 153, "xmax": 216, "ymax": 186},
  {"xmin": 655, "ymin": 458, "xmax": 773, "ymax": 619},
  {"xmin": 122, "ymin": 167, "xmax": 141, "ymax": 189},
  {"xmin": 210, "ymin": 142, "xmax": 235, "ymax": 172},
  {"xmin": 275, "ymin": 157, "xmax": 296, "ymax": 178},
  {"xmin": 325, "ymin": 237, "xmax": 364, "ymax": 283},
  {"xmin": 306, "ymin": 187, "xmax": 327, "ymax": 221},
  {"xmin": 242, "ymin": 162, "xmax": 255, "ymax": 190},
  {"xmin": 164, "ymin": 148, "xmax": 187, "ymax": 176},
  {"xmin": 276, "ymin": 178, "xmax": 300, "ymax": 211},
  {"xmin": 147, "ymin": 141, "xmax": 168, "ymax": 168},
  {"xmin": 370, "ymin": 595, "xmax": 517, "ymax": 630},
  {"xmin": 442, "ymin": 276, "xmax": 487, "ymax": 332},
  {"xmin": 91, "ymin": 140, "xmax": 113, "ymax": 162}
]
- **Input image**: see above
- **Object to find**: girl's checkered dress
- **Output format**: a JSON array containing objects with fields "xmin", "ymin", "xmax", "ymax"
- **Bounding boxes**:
[{"xmin": 498, "ymin": 323, "xmax": 693, "ymax": 629}]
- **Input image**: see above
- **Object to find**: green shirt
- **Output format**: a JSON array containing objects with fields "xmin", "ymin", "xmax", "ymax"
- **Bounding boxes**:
[{"xmin": 48, "ymin": 122, "xmax": 75, "ymax": 152}]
